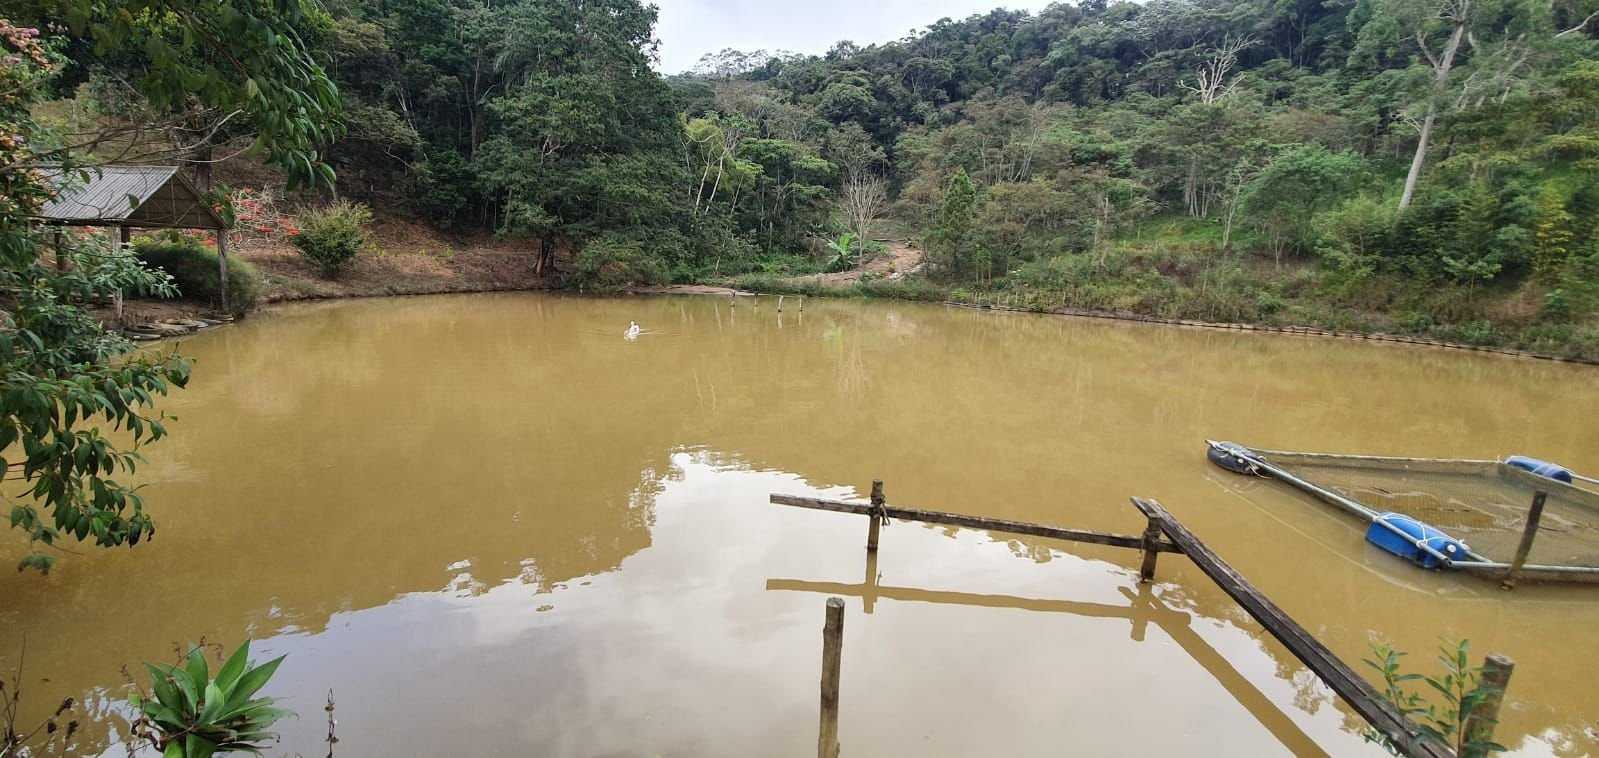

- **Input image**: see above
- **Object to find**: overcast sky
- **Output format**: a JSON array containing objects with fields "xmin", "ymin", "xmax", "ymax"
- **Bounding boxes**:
[{"xmin": 651, "ymin": 0, "xmax": 1058, "ymax": 73}]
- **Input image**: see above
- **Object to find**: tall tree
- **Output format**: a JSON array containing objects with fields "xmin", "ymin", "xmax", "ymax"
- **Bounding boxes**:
[
  {"xmin": 1353, "ymin": 0, "xmax": 1479, "ymax": 211},
  {"xmin": 476, "ymin": 0, "xmax": 683, "ymax": 273}
]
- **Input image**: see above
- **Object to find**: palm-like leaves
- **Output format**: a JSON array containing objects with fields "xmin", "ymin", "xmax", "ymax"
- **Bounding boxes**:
[
  {"xmin": 825, "ymin": 232, "xmax": 859, "ymax": 273},
  {"xmin": 130, "ymin": 642, "xmax": 289, "ymax": 757}
]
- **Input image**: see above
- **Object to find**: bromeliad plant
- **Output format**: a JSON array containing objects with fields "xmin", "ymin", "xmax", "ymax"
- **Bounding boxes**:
[
  {"xmin": 130, "ymin": 642, "xmax": 288, "ymax": 758},
  {"xmin": 1363, "ymin": 638, "xmax": 1506, "ymax": 756}
]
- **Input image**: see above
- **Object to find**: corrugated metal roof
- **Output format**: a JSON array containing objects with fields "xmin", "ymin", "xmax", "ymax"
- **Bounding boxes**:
[{"xmin": 36, "ymin": 165, "xmax": 226, "ymax": 229}]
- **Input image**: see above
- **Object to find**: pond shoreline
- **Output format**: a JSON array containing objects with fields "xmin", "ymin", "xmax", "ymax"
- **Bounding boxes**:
[
  {"xmin": 116, "ymin": 275, "xmax": 1599, "ymax": 367},
  {"xmin": 638, "ymin": 282, "xmax": 1599, "ymax": 367}
]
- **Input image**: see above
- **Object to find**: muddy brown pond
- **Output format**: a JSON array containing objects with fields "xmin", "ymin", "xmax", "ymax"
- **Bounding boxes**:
[{"xmin": 4, "ymin": 293, "xmax": 1599, "ymax": 756}]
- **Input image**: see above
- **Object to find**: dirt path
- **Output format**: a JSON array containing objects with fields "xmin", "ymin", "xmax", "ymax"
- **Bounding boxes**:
[{"xmin": 802, "ymin": 239, "xmax": 924, "ymax": 286}]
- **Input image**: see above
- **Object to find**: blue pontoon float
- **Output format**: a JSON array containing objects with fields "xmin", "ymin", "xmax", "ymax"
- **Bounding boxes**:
[{"xmin": 1207, "ymin": 440, "xmax": 1599, "ymax": 585}]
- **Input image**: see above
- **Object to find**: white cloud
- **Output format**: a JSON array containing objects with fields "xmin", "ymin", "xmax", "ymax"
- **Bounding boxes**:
[{"xmin": 651, "ymin": 0, "xmax": 1058, "ymax": 74}]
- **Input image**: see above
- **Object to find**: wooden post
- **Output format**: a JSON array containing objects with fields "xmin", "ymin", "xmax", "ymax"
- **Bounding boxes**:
[
  {"xmin": 1462, "ymin": 654, "xmax": 1514, "ymax": 758},
  {"xmin": 866, "ymin": 480, "xmax": 884, "ymax": 552},
  {"xmin": 818, "ymin": 597, "xmax": 844, "ymax": 758},
  {"xmin": 1138, "ymin": 516, "xmax": 1164, "ymax": 583},
  {"xmin": 861, "ymin": 550, "xmax": 879, "ymax": 615},
  {"xmin": 115, "ymin": 227, "xmax": 131, "ymax": 323},
  {"xmin": 216, "ymin": 228, "xmax": 230, "ymax": 315},
  {"xmin": 778, "ymin": 295, "xmax": 785, "ymax": 312},
  {"xmin": 54, "ymin": 228, "xmax": 67, "ymax": 271},
  {"xmin": 1502, "ymin": 491, "xmax": 1547, "ymax": 590}
]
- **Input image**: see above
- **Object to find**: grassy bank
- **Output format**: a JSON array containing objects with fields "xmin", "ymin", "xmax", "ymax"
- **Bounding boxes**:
[{"xmin": 724, "ymin": 216, "xmax": 1599, "ymax": 363}]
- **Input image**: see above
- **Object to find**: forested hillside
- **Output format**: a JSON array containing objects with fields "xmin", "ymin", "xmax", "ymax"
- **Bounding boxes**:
[
  {"xmin": 676, "ymin": 0, "xmax": 1599, "ymax": 353},
  {"xmin": 16, "ymin": 0, "xmax": 1599, "ymax": 353}
]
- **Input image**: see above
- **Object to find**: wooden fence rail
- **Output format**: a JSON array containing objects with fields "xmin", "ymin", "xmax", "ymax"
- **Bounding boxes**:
[{"xmin": 772, "ymin": 483, "xmax": 1513, "ymax": 758}]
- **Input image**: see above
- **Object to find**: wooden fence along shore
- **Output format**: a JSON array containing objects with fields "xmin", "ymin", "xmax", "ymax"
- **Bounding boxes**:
[{"xmin": 772, "ymin": 481, "xmax": 1513, "ymax": 758}]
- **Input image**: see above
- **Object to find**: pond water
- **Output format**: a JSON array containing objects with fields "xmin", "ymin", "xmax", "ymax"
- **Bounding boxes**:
[{"xmin": 3, "ymin": 292, "xmax": 1599, "ymax": 756}]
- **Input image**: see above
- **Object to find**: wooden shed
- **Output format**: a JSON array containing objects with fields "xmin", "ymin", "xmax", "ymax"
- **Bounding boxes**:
[{"xmin": 34, "ymin": 165, "xmax": 236, "ymax": 312}]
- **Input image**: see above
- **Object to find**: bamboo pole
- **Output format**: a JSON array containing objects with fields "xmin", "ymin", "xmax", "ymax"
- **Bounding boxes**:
[
  {"xmin": 818, "ymin": 597, "xmax": 844, "ymax": 758},
  {"xmin": 866, "ymin": 480, "xmax": 884, "ymax": 552},
  {"xmin": 1502, "ymin": 491, "xmax": 1547, "ymax": 590},
  {"xmin": 1461, "ymin": 655, "xmax": 1514, "ymax": 758}
]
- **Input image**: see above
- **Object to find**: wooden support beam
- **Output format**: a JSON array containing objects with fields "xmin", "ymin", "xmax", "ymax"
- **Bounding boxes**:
[
  {"xmin": 818, "ymin": 597, "xmax": 844, "ymax": 758},
  {"xmin": 771, "ymin": 493, "xmax": 1181, "ymax": 554},
  {"xmin": 1139, "ymin": 515, "xmax": 1163, "ymax": 583},
  {"xmin": 866, "ymin": 480, "xmax": 884, "ymax": 552},
  {"xmin": 1502, "ymin": 491, "xmax": 1547, "ymax": 590},
  {"xmin": 216, "ymin": 229, "xmax": 230, "ymax": 314},
  {"xmin": 1129, "ymin": 498, "xmax": 1452, "ymax": 758},
  {"xmin": 115, "ymin": 227, "xmax": 130, "ymax": 323},
  {"xmin": 1461, "ymin": 655, "xmax": 1514, "ymax": 758},
  {"xmin": 860, "ymin": 551, "xmax": 879, "ymax": 614}
]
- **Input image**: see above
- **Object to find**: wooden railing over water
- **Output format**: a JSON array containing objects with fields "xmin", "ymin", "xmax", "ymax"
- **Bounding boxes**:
[{"xmin": 772, "ymin": 481, "xmax": 1513, "ymax": 758}]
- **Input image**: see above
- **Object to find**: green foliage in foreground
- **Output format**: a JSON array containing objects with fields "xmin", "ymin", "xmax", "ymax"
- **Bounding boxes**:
[
  {"xmin": 131, "ymin": 642, "xmax": 289, "ymax": 758},
  {"xmin": 2, "ymin": 0, "xmax": 340, "ymax": 570},
  {"xmin": 1364, "ymin": 639, "xmax": 1506, "ymax": 756},
  {"xmin": 135, "ymin": 234, "xmax": 262, "ymax": 315},
  {"xmin": 291, "ymin": 202, "xmax": 373, "ymax": 279}
]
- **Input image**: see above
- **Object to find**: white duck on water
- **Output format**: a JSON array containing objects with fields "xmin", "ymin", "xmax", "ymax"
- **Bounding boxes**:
[{"xmin": 625, "ymin": 321, "xmax": 641, "ymax": 339}]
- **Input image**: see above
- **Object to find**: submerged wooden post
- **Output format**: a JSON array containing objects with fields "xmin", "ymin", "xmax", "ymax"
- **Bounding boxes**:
[
  {"xmin": 1462, "ymin": 654, "xmax": 1514, "ymax": 758},
  {"xmin": 1502, "ymin": 491, "xmax": 1547, "ymax": 590},
  {"xmin": 818, "ymin": 597, "xmax": 844, "ymax": 758},
  {"xmin": 866, "ymin": 480, "xmax": 884, "ymax": 552},
  {"xmin": 778, "ymin": 295, "xmax": 785, "ymax": 312},
  {"xmin": 861, "ymin": 550, "xmax": 880, "ymax": 615},
  {"xmin": 1138, "ymin": 515, "xmax": 1164, "ymax": 583}
]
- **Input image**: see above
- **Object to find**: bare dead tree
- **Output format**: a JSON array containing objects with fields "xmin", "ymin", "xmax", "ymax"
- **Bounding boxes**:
[
  {"xmin": 1178, "ymin": 37, "xmax": 1256, "ymax": 217},
  {"xmin": 1556, "ymin": 7, "xmax": 1599, "ymax": 36},
  {"xmin": 841, "ymin": 172, "xmax": 888, "ymax": 255},
  {"xmin": 1399, "ymin": 0, "xmax": 1473, "ymax": 211},
  {"xmin": 1179, "ymin": 36, "xmax": 1256, "ymax": 105},
  {"xmin": 1453, "ymin": 32, "xmax": 1536, "ymax": 111}
]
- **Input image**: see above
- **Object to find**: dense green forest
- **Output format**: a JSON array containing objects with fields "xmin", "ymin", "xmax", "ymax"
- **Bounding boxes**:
[
  {"xmin": 9, "ymin": 0, "xmax": 1599, "ymax": 346},
  {"xmin": 280, "ymin": 0, "xmax": 1598, "ymax": 352}
]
